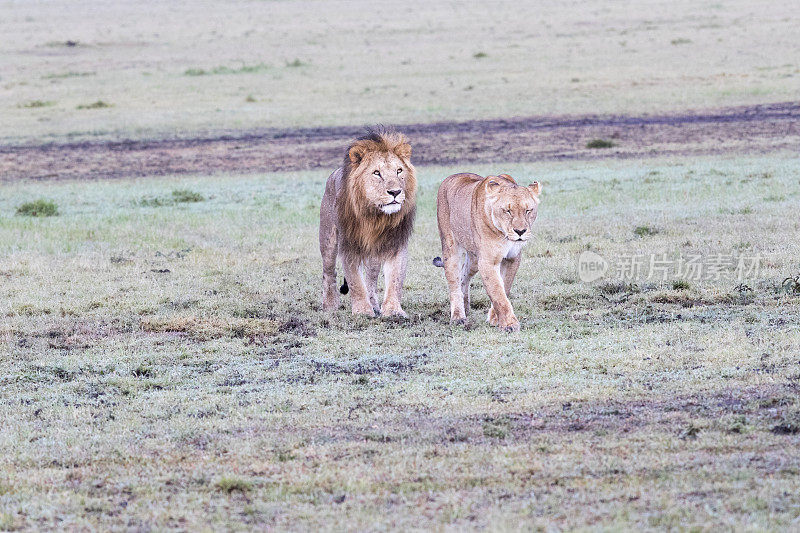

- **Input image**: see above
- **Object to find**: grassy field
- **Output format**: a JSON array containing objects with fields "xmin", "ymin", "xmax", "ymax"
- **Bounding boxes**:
[
  {"xmin": 2, "ymin": 0, "xmax": 799, "ymax": 143},
  {"xmin": 2, "ymin": 0, "xmax": 800, "ymax": 529},
  {"xmin": 2, "ymin": 155, "xmax": 799, "ymax": 529}
]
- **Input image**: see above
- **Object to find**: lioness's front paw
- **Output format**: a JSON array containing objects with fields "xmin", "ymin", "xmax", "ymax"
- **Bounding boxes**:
[
  {"xmin": 487, "ymin": 307, "xmax": 519, "ymax": 332},
  {"xmin": 351, "ymin": 299, "xmax": 377, "ymax": 317},
  {"xmin": 450, "ymin": 317, "xmax": 467, "ymax": 327},
  {"xmin": 487, "ymin": 305, "xmax": 500, "ymax": 326},
  {"xmin": 381, "ymin": 302, "xmax": 407, "ymax": 319}
]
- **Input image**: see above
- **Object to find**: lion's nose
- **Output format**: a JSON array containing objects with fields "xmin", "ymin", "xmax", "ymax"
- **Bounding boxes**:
[
  {"xmin": 387, "ymin": 189, "xmax": 402, "ymax": 198},
  {"xmin": 514, "ymin": 228, "xmax": 527, "ymax": 236}
]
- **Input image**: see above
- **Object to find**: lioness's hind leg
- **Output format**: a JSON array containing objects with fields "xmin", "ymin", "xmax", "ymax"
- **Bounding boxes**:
[
  {"xmin": 438, "ymin": 195, "xmax": 467, "ymax": 325},
  {"xmin": 443, "ymin": 246, "xmax": 467, "ymax": 324},
  {"xmin": 461, "ymin": 254, "xmax": 478, "ymax": 314},
  {"xmin": 320, "ymin": 216, "xmax": 340, "ymax": 311}
]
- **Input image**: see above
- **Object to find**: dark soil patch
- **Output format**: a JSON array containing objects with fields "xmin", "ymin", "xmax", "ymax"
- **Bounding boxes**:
[
  {"xmin": 303, "ymin": 385, "xmax": 800, "ymax": 448},
  {"xmin": 471, "ymin": 386, "xmax": 800, "ymax": 438},
  {"xmin": 2, "ymin": 102, "xmax": 798, "ymax": 182},
  {"xmin": 309, "ymin": 352, "xmax": 429, "ymax": 376},
  {"xmin": 278, "ymin": 315, "xmax": 316, "ymax": 337}
]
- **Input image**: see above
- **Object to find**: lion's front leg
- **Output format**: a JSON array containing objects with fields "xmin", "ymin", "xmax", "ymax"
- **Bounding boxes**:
[
  {"xmin": 381, "ymin": 250, "xmax": 408, "ymax": 318},
  {"xmin": 364, "ymin": 257, "xmax": 382, "ymax": 315},
  {"xmin": 341, "ymin": 255, "xmax": 375, "ymax": 317}
]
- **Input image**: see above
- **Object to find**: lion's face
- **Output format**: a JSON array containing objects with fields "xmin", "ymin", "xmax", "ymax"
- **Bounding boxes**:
[
  {"xmin": 486, "ymin": 178, "xmax": 541, "ymax": 242},
  {"xmin": 356, "ymin": 151, "xmax": 414, "ymax": 215}
]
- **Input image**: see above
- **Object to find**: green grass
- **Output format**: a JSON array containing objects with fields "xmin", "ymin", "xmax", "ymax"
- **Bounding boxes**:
[
  {"xmin": 215, "ymin": 477, "xmax": 253, "ymax": 494},
  {"xmin": 672, "ymin": 279, "xmax": 691, "ymax": 291},
  {"xmin": 0, "ymin": 513, "xmax": 17, "ymax": 531},
  {"xmin": 482, "ymin": 417, "xmax": 511, "ymax": 438},
  {"xmin": 18, "ymin": 100, "xmax": 55, "ymax": 109},
  {"xmin": 76, "ymin": 100, "xmax": 112, "ymax": 110},
  {"xmin": 137, "ymin": 195, "xmax": 170, "ymax": 207},
  {"xmin": 42, "ymin": 71, "xmax": 95, "ymax": 79},
  {"xmin": 1, "ymin": 155, "xmax": 799, "ymax": 529},
  {"xmin": 15, "ymin": 199, "xmax": 59, "ymax": 217},
  {"xmin": 138, "ymin": 188, "xmax": 204, "ymax": 207},
  {"xmin": 633, "ymin": 224, "xmax": 659, "ymax": 237},
  {"xmin": 586, "ymin": 139, "xmax": 616, "ymax": 149},
  {"xmin": 183, "ymin": 63, "xmax": 271, "ymax": 76},
  {"xmin": 171, "ymin": 188, "xmax": 204, "ymax": 203}
]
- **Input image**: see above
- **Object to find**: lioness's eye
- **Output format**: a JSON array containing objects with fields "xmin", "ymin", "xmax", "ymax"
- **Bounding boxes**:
[
  {"xmin": 397, "ymin": 168, "xmax": 403, "ymax": 175},
  {"xmin": 373, "ymin": 170, "xmax": 381, "ymax": 177}
]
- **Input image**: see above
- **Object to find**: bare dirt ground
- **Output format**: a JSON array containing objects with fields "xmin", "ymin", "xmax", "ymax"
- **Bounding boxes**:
[{"xmin": 2, "ymin": 101, "xmax": 798, "ymax": 182}]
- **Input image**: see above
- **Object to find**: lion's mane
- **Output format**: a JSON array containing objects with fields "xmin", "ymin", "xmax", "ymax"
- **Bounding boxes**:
[{"xmin": 336, "ymin": 126, "xmax": 417, "ymax": 259}]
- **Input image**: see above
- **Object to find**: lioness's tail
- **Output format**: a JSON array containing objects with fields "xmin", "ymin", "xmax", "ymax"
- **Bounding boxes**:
[
  {"xmin": 432, "ymin": 257, "xmax": 444, "ymax": 268},
  {"xmin": 339, "ymin": 278, "xmax": 349, "ymax": 294}
]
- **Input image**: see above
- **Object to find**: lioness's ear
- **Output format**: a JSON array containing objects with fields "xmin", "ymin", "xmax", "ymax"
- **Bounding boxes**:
[
  {"xmin": 348, "ymin": 144, "xmax": 367, "ymax": 164},
  {"xmin": 528, "ymin": 181, "xmax": 542, "ymax": 196},
  {"xmin": 394, "ymin": 142, "xmax": 412, "ymax": 161},
  {"xmin": 486, "ymin": 178, "xmax": 503, "ymax": 196}
]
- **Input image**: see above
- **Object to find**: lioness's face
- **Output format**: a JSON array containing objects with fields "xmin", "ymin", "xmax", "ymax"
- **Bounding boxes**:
[
  {"xmin": 362, "ymin": 152, "xmax": 411, "ymax": 214},
  {"xmin": 487, "ymin": 179, "xmax": 541, "ymax": 242}
]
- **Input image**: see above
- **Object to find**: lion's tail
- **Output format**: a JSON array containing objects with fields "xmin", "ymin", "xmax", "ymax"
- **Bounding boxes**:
[
  {"xmin": 432, "ymin": 257, "xmax": 444, "ymax": 268},
  {"xmin": 339, "ymin": 278, "xmax": 349, "ymax": 295}
]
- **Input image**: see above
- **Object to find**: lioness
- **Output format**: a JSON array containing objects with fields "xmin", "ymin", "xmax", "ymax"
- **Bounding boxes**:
[
  {"xmin": 319, "ymin": 127, "xmax": 416, "ymax": 317},
  {"xmin": 434, "ymin": 173, "xmax": 541, "ymax": 332}
]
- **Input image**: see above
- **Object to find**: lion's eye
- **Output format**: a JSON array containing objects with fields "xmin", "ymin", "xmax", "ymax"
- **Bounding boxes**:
[
  {"xmin": 373, "ymin": 170, "xmax": 381, "ymax": 178},
  {"xmin": 504, "ymin": 209, "xmax": 512, "ymax": 215},
  {"xmin": 525, "ymin": 209, "xmax": 532, "ymax": 215},
  {"xmin": 397, "ymin": 168, "xmax": 403, "ymax": 175}
]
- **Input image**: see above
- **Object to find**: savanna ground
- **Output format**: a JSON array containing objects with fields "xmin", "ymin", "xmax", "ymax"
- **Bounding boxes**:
[{"xmin": 2, "ymin": 0, "xmax": 800, "ymax": 531}]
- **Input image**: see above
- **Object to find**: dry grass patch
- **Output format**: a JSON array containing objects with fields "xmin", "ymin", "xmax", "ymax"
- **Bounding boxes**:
[
  {"xmin": 649, "ymin": 291, "xmax": 735, "ymax": 307},
  {"xmin": 771, "ymin": 411, "xmax": 800, "ymax": 435},
  {"xmin": 140, "ymin": 315, "xmax": 279, "ymax": 340}
]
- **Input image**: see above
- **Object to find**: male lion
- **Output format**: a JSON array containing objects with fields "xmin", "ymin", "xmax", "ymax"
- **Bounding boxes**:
[
  {"xmin": 434, "ymin": 173, "xmax": 541, "ymax": 332},
  {"xmin": 319, "ymin": 127, "xmax": 416, "ymax": 317}
]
